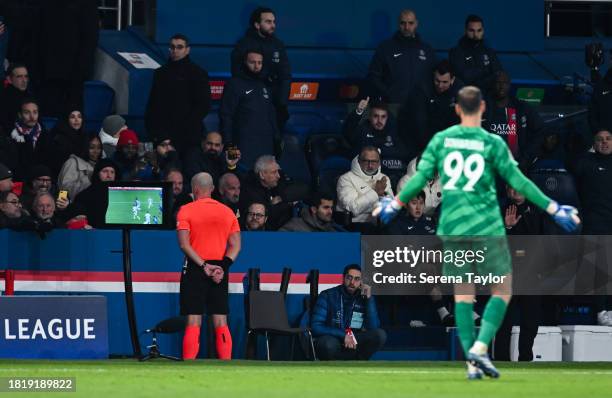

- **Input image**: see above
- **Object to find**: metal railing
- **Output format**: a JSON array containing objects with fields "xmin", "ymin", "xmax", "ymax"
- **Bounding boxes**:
[{"xmin": 98, "ymin": 0, "xmax": 135, "ymax": 31}]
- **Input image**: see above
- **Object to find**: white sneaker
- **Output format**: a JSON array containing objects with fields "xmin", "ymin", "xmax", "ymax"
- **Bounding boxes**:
[{"xmin": 597, "ymin": 310, "xmax": 612, "ymax": 326}]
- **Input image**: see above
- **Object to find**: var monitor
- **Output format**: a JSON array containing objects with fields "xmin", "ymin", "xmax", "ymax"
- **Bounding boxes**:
[{"xmin": 103, "ymin": 182, "xmax": 173, "ymax": 229}]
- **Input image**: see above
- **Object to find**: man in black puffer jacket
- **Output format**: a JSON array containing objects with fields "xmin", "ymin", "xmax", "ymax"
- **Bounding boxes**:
[
  {"xmin": 449, "ymin": 14, "xmax": 503, "ymax": 94},
  {"xmin": 220, "ymin": 49, "xmax": 280, "ymax": 169},
  {"xmin": 145, "ymin": 34, "xmax": 211, "ymax": 156},
  {"xmin": 367, "ymin": 9, "xmax": 436, "ymax": 104},
  {"xmin": 231, "ymin": 7, "xmax": 291, "ymax": 129}
]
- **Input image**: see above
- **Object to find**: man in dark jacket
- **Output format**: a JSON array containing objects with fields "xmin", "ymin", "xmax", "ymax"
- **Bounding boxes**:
[
  {"xmin": 183, "ymin": 131, "xmax": 242, "ymax": 185},
  {"xmin": 484, "ymin": 71, "xmax": 546, "ymax": 171},
  {"xmin": 231, "ymin": 7, "xmax": 291, "ymax": 128},
  {"xmin": 343, "ymin": 98, "xmax": 410, "ymax": 186},
  {"xmin": 145, "ymin": 34, "xmax": 211, "ymax": 157},
  {"xmin": 449, "ymin": 15, "xmax": 503, "ymax": 93},
  {"xmin": 573, "ymin": 129, "xmax": 612, "ymax": 234},
  {"xmin": 220, "ymin": 49, "xmax": 280, "ymax": 168},
  {"xmin": 401, "ymin": 60, "xmax": 462, "ymax": 153},
  {"xmin": 0, "ymin": 63, "xmax": 31, "ymax": 133},
  {"xmin": 367, "ymin": 9, "xmax": 436, "ymax": 104},
  {"xmin": 279, "ymin": 192, "xmax": 344, "ymax": 232},
  {"xmin": 238, "ymin": 155, "xmax": 293, "ymax": 231},
  {"xmin": 588, "ymin": 68, "xmax": 612, "ymax": 134},
  {"xmin": 384, "ymin": 191, "xmax": 436, "ymax": 235},
  {"xmin": 311, "ymin": 264, "xmax": 386, "ymax": 360}
]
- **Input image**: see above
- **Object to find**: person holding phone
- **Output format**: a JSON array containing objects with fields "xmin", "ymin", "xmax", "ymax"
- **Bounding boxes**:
[{"xmin": 311, "ymin": 264, "xmax": 387, "ymax": 360}]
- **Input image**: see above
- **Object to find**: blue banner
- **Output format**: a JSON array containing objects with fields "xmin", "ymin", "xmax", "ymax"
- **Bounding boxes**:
[{"xmin": 0, "ymin": 296, "xmax": 109, "ymax": 359}]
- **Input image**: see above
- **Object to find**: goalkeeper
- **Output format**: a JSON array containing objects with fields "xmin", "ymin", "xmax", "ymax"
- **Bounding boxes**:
[{"xmin": 374, "ymin": 86, "xmax": 580, "ymax": 379}]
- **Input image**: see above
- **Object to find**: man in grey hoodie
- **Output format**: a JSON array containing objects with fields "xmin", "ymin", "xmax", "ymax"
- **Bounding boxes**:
[{"xmin": 279, "ymin": 192, "xmax": 344, "ymax": 232}]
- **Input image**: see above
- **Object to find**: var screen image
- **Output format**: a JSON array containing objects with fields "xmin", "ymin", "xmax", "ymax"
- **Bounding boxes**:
[{"xmin": 105, "ymin": 186, "xmax": 164, "ymax": 225}]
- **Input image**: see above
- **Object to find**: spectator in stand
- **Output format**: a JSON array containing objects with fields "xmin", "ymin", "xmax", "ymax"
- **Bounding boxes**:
[
  {"xmin": 99, "ymin": 114, "xmax": 127, "ymax": 159},
  {"xmin": 145, "ymin": 33, "xmax": 211, "ymax": 157},
  {"xmin": 0, "ymin": 63, "xmax": 32, "ymax": 132},
  {"xmin": 0, "ymin": 191, "xmax": 34, "ymax": 230},
  {"xmin": 401, "ymin": 60, "xmax": 462, "ymax": 153},
  {"xmin": 279, "ymin": 192, "xmax": 344, "ymax": 232},
  {"xmin": 483, "ymin": 71, "xmax": 546, "ymax": 172},
  {"xmin": 397, "ymin": 155, "xmax": 442, "ymax": 217},
  {"xmin": 221, "ymin": 49, "xmax": 280, "ymax": 167},
  {"xmin": 37, "ymin": 0, "xmax": 98, "ymax": 116},
  {"xmin": 449, "ymin": 15, "xmax": 503, "ymax": 93},
  {"xmin": 183, "ymin": 131, "xmax": 242, "ymax": 185},
  {"xmin": 312, "ymin": 264, "xmax": 386, "ymax": 360},
  {"xmin": 343, "ymin": 97, "xmax": 409, "ymax": 187},
  {"xmin": 231, "ymin": 7, "xmax": 291, "ymax": 129},
  {"xmin": 589, "ymin": 68, "xmax": 612, "ymax": 134},
  {"xmin": 57, "ymin": 135, "xmax": 102, "ymax": 201},
  {"xmin": 239, "ymin": 155, "xmax": 294, "ymax": 230},
  {"xmin": 367, "ymin": 9, "xmax": 436, "ymax": 104},
  {"xmin": 0, "ymin": 163, "xmax": 14, "ymax": 194},
  {"xmin": 166, "ymin": 168, "xmax": 192, "ymax": 225},
  {"xmin": 384, "ymin": 191, "xmax": 436, "ymax": 235},
  {"xmin": 240, "ymin": 202, "xmax": 268, "ymax": 232},
  {"xmin": 66, "ymin": 158, "xmax": 118, "ymax": 228},
  {"xmin": 20, "ymin": 164, "xmax": 55, "ymax": 211},
  {"xmin": 494, "ymin": 185, "xmax": 544, "ymax": 361},
  {"xmin": 336, "ymin": 146, "xmax": 393, "ymax": 229},
  {"xmin": 31, "ymin": 192, "xmax": 63, "ymax": 236},
  {"xmin": 113, "ymin": 129, "xmax": 153, "ymax": 181},
  {"xmin": 216, "ymin": 173, "xmax": 241, "ymax": 218},
  {"xmin": 8, "ymin": 98, "xmax": 54, "ymax": 181},
  {"xmin": 48, "ymin": 108, "xmax": 88, "ymax": 177},
  {"xmin": 146, "ymin": 136, "xmax": 180, "ymax": 181}
]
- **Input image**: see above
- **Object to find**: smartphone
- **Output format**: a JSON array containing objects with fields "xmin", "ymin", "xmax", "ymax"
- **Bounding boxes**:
[
  {"xmin": 226, "ymin": 143, "xmax": 238, "ymax": 160},
  {"xmin": 58, "ymin": 190, "xmax": 68, "ymax": 201}
]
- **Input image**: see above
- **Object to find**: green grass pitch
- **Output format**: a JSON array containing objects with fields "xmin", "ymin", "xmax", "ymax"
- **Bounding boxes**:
[
  {"xmin": 105, "ymin": 188, "xmax": 163, "ymax": 225},
  {"xmin": 1, "ymin": 360, "xmax": 611, "ymax": 398}
]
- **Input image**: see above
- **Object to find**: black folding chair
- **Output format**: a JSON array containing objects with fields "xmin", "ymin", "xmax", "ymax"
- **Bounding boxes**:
[{"xmin": 247, "ymin": 290, "xmax": 316, "ymax": 360}]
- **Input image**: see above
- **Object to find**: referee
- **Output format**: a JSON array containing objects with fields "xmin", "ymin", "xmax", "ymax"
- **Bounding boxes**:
[{"xmin": 177, "ymin": 172, "xmax": 241, "ymax": 360}]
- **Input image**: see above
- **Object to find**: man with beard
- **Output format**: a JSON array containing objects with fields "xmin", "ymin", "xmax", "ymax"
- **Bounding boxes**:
[
  {"xmin": 216, "ymin": 173, "xmax": 241, "ymax": 218},
  {"xmin": 343, "ymin": 98, "xmax": 409, "ymax": 187},
  {"xmin": 183, "ymin": 131, "xmax": 242, "ymax": 185},
  {"xmin": 367, "ymin": 9, "xmax": 437, "ymax": 103},
  {"xmin": 145, "ymin": 34, "xmax": 211, "ymax": 157},
  {"xmin": 279, "ymin": 192, "xmax": 344, "ymax": 232},
  {"xmin": 240, "ymin": 202, "xmax": 268, "ymax": 232},
  {"xmin": 401, "ymin": 60, "xmax": 463, "ymax": 153},
  {"xmin": 483, "ymin": 71, "xmax": 546, "ymax": 172},
  {"xmin": 221, "ymin": 49, "xmax": 280, "ymax": 168},
  {"xmin": 231, "ymin": 7, "xmax": 291, "ymax": 129},
  {"xmin": 449, "ymin": 15, "xmax": 503, "ymax": 93}
]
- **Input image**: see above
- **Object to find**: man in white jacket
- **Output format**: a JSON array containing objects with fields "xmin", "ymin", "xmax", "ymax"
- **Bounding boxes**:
[{"xmin": 337, "ymin": 146, "xmax": 393, "ymax": 228}]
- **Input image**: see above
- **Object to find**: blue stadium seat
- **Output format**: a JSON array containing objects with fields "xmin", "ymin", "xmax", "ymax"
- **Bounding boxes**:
[
  {"xmin": 204, "ymin": 112, "xmax": 220, "ymax": 132},
  {"xmin": 41, "ymin": 117, "xmax": 58, "ymax": 131},
  {"xmin": 278, "ymin": 133, "xmax": 311, "ymax": 185},
  {"xmin": 529, "ymin": 169, "xmax": 581, "ymax": 234},
  {"xmin": 317, "ymin": 155, "xmax": 351, "ymax": 195},
  {"xmin": 83, "ymin": 81, "xmax": 115, "ymax": 121},
  {"xmin": 285, "ymin": 111, "xmax": 324, "ymax": 144},
  {"xmin": 305, "ymin": 133, "xmax": 353, "ymax": 178}
]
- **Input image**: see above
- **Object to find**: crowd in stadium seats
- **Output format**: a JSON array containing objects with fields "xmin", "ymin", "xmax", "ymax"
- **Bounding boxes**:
[{"xmin": 0, "ymin": 3, "xmax": 611, "ymax": 354}]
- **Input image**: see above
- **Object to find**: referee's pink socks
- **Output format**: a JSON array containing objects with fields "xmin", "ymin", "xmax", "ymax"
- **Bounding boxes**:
[
  {"xmin": 182, "ymin": 325, "xmax": 200, "ymax": 360},
  {"xmin": 215, "ymin": 325, "xmax": 232, "ymax": 360}
]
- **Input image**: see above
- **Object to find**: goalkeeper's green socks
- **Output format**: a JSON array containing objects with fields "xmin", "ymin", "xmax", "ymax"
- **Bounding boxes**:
[
  {"xmin": 471, "ymin": 296, "xmax": 508, "ymax": 355},
  {"xmin": 455, "ymin": 301, "xmax": 475, "ymax": 356}
]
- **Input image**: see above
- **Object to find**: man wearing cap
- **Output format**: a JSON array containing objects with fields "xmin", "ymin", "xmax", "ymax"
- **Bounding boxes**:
[
  {"xmin": 20, "ymin": 164, "xmax": 55, "ymax": 212},
  {"xmin": 0, "ymin": 163, "xmax": 14, "ymax": 194},
  {"xmin": 99, "ymin": 114, "xmax": 127, "ymax": 159},
  {"xmin": 113, "ymin": 129, "xmax": 153, "ymax": 181}
]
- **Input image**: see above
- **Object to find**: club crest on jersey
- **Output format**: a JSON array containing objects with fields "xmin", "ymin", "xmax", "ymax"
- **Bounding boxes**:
[
  {"xmin": 419, "ymin": 49, "xmax": 427, "ymax": 60},
  {"xmin": 272, "ymin": 51, "xmax": 280, "ymax": 63},
  {"xmin": 384, "ymin": 136, "xmax": 394, "ymax": 147},
  {"xmin": 263, "ymin": 87, "xmax": 269, "ymax": 99},
  {"xmin": 483, "ymin": 54, "xmax": 490, "ymax": 66},
  {"xmin": 520, "ymin": 116, "xmax": 527, "ymax": 128}
]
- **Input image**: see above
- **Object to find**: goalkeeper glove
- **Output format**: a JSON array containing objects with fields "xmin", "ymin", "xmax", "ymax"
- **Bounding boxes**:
[
  {"xmin": 548, "ymin": 201, "xmax": 581, "ymax": 232},
  {"xmin": 373, "ymin": 197, "xmax": 403, "ymax": 224}
]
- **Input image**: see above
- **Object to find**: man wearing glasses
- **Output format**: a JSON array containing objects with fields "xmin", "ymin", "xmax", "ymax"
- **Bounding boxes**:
[
  {"xmin": 145, "ymin": 33, "xmax": 211, "ymax": 157},
  {"xmin": 240, "ymin": 202, "xmax": 268, "ymax": 232},
  {"xmin": 311, "ymin": 264, "xmax": 386, "ymax": 360},
  {"xmin": 337, "ymin": 146, "xmax": 393, "ymax": 230}
]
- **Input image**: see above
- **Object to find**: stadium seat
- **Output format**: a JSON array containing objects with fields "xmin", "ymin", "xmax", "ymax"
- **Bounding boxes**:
[
  {"xmin": 316, "ymin": 155, "xmax": 351, "ymax": 195},
  {"xmin": 285, "ymin": 111, "xmax": 325, "ymax": 144},
  {"xmin": 278, "ymin": 133, "xmax": 311, "ymax": 184},
  {"xmin": 247, "ymin": 290, "xmax": 316, "ymax": 360},
  {"xmin": 83, "ymin": 81, "xmax": 115, "ymax": 121},
  {"xmin": 41, "ymin": 117, "xmax": 58, "ymax": 131},
  {"xmin": 204, "ymin": 112, "xmax": 220, "ymax": 132},
  {"xmin": 529, "ymin": 169, "xmax": 581, "ymax": 234},
  {"xmin": 305, "ymin": 133, "xmax": 353, "ymax": 178}
]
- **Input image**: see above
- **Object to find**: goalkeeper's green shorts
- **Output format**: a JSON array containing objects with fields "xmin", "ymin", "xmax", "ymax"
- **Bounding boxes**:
[{"xmin": 441, "ymin": 235, "xmax": 512, "ymax": 278}]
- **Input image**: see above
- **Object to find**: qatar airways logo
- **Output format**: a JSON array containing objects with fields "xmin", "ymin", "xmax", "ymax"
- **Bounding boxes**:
[
  {"xmin": 489, "ymin": 123, "xmax": 517, "ymax": 136},
  {"xmin": 3, "ymin": 318, "xmax": 96, "ymax": 340}
]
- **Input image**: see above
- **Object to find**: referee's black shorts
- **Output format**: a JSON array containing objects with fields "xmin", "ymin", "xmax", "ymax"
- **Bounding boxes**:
[{"xmin": 180, "ymin": 258, "xmax": 229, "ymax": 315}]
